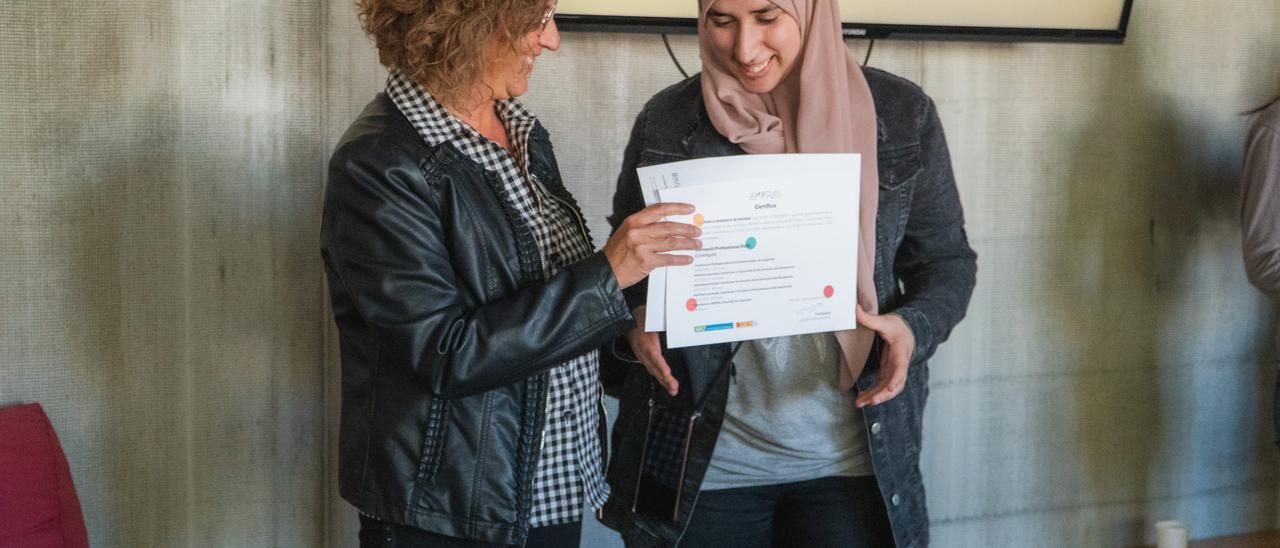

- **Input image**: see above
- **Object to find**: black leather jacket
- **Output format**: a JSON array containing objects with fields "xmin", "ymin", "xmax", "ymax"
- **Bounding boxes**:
[
  {"xmin": 321, "ymin": 94, "xmax": 633, "ymax": 545},
  {"xmin": 600, "ymin": 69, "xmax": 978, "ymax": 548}
]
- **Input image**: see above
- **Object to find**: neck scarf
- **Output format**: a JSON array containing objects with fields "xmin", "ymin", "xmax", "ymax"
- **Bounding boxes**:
[{"xmin": 700, "ymin": 0, "xmax": 881, "ymax": 388}]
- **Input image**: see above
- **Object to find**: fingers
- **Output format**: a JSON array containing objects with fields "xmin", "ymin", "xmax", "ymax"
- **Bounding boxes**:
[
  {"xmin": 631, "ymin": 222, "xmax": 701, "ymax": 251},
  {"xmin": 646, "ymin": 356, "xmax": 679, "ymax": 396},
  {"xmin": 855, "ymin": 361, "xmax": 910, "ymax": 407},
  {"xmin": 856, "ymin": 306, "xmax": 917, "ymax": 355},
  {"xmin": 856, "ymin": 305, "xmax": 892, "ymax": 334},
  {"xmin": 650, "ymin": 254, "xmax": 695, "ymax": 268},
  {"xmin": 648, "ymin": 221, "xmax": 702, "ymax": 238},
  {"xmin": 855, "ymin": 352, "xmax": 909, "ymax": 407},
  {"xmin": 646, "ymin": 236, "xmax": 702, "ymax": 253},
  {"xmin": 632, "ymin": 202, "xmax": 696, "ymax": 224},
  {"xmin": 631, "ymin": 330, "xmax": 679, "ymax": 395}
]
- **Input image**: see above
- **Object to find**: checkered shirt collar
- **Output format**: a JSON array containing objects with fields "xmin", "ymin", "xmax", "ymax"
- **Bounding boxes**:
[{"xmin": 385, "ymin": 70, "xmax": 537, "ymax": 150}]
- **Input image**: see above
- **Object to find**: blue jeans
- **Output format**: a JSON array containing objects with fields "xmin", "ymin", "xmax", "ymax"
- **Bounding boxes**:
[{"xmin": 676, "ymin": 476, "xmax": 893, "ymax": 548}]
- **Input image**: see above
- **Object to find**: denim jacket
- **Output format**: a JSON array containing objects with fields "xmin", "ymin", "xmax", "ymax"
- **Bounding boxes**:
[{"xmin": 599, "ymin": 69, "xmax": 978, "ymax": 548}]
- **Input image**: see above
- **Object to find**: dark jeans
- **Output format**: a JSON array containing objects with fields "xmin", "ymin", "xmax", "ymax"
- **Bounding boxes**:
[
  {"xmin": 358, "ymin": 515, "xmax": 582, "ymax": 548},
  {"xmin": 678, "ymin": 476, "xmax": 894, "ymax": 548}
]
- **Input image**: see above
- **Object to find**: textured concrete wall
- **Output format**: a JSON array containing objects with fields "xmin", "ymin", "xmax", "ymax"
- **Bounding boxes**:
[
  {"xmin": 0, "ymin": 1, "xmax": 327, "ymax": 546},
  {"xmin": 3, "ymin": 0, "xmax": 1278, "ymax": 546}
]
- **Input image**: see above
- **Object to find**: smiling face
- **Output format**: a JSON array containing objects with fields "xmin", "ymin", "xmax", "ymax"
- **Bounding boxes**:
[
  {"xmin": 482, "ymin": 1, "xmax": 561, "ymax": 102},
  {"xmin": 704, "ymin": 0, "xmax": 803, "ymax": 94}
]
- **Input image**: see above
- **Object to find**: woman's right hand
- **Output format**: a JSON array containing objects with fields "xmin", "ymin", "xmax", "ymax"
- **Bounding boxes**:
[
  {"xmin": 604, "ymin": 202, "xmax": 702, "ymax": 290},
  {"xmin": 626, "ymin": 305, "xmax": 680, "ymax": 396}
]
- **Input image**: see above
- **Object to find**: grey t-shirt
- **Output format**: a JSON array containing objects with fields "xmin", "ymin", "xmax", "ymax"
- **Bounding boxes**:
[
  {"xmin": 702, "ymin": 333, "xmax": 874, "ymax": 490},
  {"xmin": 1242, "ymin": 100, "xmax": 1280, "ymax": 354}
]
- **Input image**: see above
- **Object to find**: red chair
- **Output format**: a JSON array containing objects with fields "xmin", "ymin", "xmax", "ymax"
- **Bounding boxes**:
[{"xmin": 0, "ymin": 403, "xmax": 89, "ymax": 548}]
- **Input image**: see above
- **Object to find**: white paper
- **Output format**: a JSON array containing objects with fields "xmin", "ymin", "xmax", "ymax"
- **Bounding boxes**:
[
  {"xmin": 635, "ymin": 154, "xmax": 862, "ymax": 332},
  {"xmin": 653, "ymin": 155, "xmax": 861, "ymax": 348}
]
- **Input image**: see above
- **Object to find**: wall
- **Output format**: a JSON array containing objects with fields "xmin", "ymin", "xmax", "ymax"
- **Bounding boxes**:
[
  {"xmin": 2, "ymin": 0, "xmax": 1277, "ymax": 546},
  {"xmin": 0, "ymin": 1, "xmax": 328, "ymax": 545}
]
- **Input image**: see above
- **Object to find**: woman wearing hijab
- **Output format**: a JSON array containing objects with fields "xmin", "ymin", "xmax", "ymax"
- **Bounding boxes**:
[
  {"xmin": 323, "ymin": 1, "xmax": 700, "ymax": 546},
  {"xmin": 1241, "ymin": 94, "xmax": 1280, "ymax": 449},
  {"xmin": 599, "ymin": 1, "xmax": 977, "ymax": 546}
]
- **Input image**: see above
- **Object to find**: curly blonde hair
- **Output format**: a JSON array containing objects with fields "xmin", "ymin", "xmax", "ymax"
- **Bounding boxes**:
[{"xmin": 357, "ymin": 0, "xmax": 548, "ymax": 107}]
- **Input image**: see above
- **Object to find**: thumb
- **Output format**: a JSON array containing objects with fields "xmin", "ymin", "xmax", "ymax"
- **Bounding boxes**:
[{"xmin": 856, "ymin": 305, "xmax": 890, "ymax": 333}]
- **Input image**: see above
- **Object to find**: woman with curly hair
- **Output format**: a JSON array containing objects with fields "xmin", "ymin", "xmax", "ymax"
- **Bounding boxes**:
[{"xmin": 321, "ymin": 1, "xmax": 700, "ymax": 546}]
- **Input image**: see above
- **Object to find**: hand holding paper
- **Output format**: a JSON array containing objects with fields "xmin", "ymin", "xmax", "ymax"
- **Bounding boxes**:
[{"xmin": 603, "ymin": 202, "xmax": 702, "ymax": 289}]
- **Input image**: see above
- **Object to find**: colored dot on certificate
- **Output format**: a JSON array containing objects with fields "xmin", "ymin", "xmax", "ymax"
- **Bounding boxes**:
[
  {"xmin": 824, "ymin": 285, "xmax": 834, "ymax": 298},
  {"xmin": 745, "ymin": 237, "xmax": 757, "ymax": 250},
  {"xmin": 692, "ymin": 214, "xmax": 705, "ymax": 227},
  {"xmin": 686, "ymin": 298, "xmax": 698, "ymax": 311}
]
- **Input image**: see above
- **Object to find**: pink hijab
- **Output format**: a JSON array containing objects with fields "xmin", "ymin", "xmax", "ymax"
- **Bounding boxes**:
[{"xmin": 699, "ymin": 0, "xmax": 880, "ymax": 389}]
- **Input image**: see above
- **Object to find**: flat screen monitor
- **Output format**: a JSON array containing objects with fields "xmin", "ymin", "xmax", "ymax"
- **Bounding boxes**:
[{"xmin": 555, "ymin": 0, "xmax": 1133, "ymax": 43}]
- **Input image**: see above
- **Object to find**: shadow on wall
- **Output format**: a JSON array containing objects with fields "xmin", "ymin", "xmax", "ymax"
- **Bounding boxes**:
[
  {"xmin": 59, "ymin": 99, "xmax": 190, "ymax": 546},
  {"xmin": 27, "ymin": 5, "xmax": 328, "ymax": 545},
  {"xmin": 1053, "ymin": 37, "xmax": 1278, "ymax": 544},
  {"xmin": 4, "ymin": 4, "xmax": 195, "ymax": 543}
]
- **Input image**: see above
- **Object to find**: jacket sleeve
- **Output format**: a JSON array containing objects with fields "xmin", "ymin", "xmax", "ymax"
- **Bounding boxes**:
[
  {"xmin": 891, "ymin": 98, "xmax": 979, "ymax": 363},
  {"xmin": 1242, "ymin": 120, "xmax": 1280, "ymax": 301},
  {"xmin": 321, "ymin": 138, "xmax": 633, "ymax": 399}
]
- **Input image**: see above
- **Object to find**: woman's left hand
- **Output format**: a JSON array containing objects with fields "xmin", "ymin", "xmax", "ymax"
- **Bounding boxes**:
[{"xmin": 853, "ymin": 305, "xmax": 916, "ymax": 408}]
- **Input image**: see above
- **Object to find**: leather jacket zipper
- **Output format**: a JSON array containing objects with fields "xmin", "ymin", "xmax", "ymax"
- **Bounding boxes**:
[
  {"xmin": 546, "ymin": 190, "xmax": 593, "ymax": 248},
  {"xmin": 524, "ymin": 375, "xmax": 551, "ymax": 542},
  {"xmin": 630, "ymin": 398, "xmax": 656, "ymax": 514},
  {"xmin": 537, "ymin": 379, "xmax": 551, "ymax": 460},
  {"xmin": 596, "ymin": 389, "xmax": 610, "ymax": 521},
  {"xmin": 671, "ymin": 410, "xmax": 701, "ymax": 522},
  {"xmin": 599, "ymin": 389, "xmax": 610, "ymax": 446}
]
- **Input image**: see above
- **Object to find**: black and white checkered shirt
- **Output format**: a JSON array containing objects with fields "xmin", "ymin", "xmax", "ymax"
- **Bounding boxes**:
[{"xmin": 386, "ymin": 72, "xmax": 610, "ymax": 528}]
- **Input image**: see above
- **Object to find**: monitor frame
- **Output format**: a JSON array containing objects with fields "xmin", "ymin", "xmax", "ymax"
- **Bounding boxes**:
[{"xmin": 556, "ymin": 0, "xmax": 1134, "ymax": 44}]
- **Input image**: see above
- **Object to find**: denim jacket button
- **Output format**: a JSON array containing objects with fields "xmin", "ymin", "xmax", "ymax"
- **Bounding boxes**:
[
  {"xmin": 891, "ymin": 493, "xmax": 901, "ymax": 506},
  {"xmin": 871, "ymin": 422, "xmax": 883, "ymax": 435}
]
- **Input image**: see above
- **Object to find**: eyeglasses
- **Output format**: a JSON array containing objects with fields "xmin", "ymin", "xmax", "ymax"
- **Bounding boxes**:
[{"xmin": 539, "ymin": 3, "xmax": 557, "ymax": 33}]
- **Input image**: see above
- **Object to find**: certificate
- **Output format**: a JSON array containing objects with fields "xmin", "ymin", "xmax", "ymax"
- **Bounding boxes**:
[
  {"xmin": 653, "ymin": 155, "xmax": 861, "ymax": 348},
  {"xmin": 635, "ymin": 154, "xmax": 861, "ymax": 332}
]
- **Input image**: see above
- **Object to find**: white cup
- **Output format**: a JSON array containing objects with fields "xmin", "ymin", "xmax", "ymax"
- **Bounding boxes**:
[{"xmin": 1155, "ymin": 520, "xmax": 1188, "ymax": 548}]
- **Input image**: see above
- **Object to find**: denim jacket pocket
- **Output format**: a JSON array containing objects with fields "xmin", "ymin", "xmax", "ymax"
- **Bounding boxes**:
[
  {"xmin": 637, "ymin": 148, "xmax": 689, "ymax": 169},
  {"xmin": 877, "ymin": 144, "xmax": 923, "ymax": 191}
]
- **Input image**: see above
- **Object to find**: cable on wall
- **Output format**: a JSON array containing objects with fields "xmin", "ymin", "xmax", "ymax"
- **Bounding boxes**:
[{"xmin": 661, "ymin": 34, "xmax": 691, "ymax": 79}]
